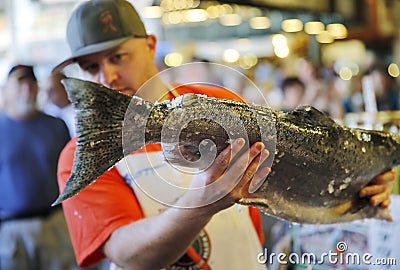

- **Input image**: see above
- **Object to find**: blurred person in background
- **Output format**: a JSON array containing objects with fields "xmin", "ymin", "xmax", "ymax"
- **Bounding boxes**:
[
  {"xmin": 297, "ymin": 58, "xmax": 344, "ymax": 119},
  {"xmin": 0, "ymin": 64, "xmax": 76, "ymax": 270},
  {"xmin": 297, "ymin": 58, "xmax": 324, "ymax": 107},
  {"xmin": 344, "ymin": 65, "xmax": 400, "ymax": 113},
  {"xmin": 369, "ymin": 64, "xmax": 400, "ymax": 111},
  {"xmin": 42, "ymin": 72, "xmax": 76, "ymax": 138},
  {"xmin": 343, "ymin": 74, "xmax": 365, "ymax": 113},
  {"xmin": 280, "ymin": 76, "xmax": 306, "ymax": 111},
  {"xmin": 52, "ymin": 1, "xmax": 394, "ymax": 270}
]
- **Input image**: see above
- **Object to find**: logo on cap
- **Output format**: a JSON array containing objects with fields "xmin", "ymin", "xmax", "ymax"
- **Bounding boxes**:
[{"xmin": 99, "ymin": 10, "xmax": 117, "ymax": 33}]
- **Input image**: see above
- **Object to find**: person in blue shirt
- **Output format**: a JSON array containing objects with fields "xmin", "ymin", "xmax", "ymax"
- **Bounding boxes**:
[{"xmin": 0, "ymin": 64, "xmax": 76, "ymax": 270}]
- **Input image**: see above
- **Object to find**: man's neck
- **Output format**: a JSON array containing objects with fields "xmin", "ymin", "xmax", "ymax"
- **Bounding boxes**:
[{"xmin": 135, "ymin": 76, "xmax": 171, "ymax": 103}]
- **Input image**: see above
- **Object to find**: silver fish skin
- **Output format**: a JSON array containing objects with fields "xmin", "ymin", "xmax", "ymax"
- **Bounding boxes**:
[{"xmin": 54, "ymin": 78, "xmax": 399, "ymax": 224}]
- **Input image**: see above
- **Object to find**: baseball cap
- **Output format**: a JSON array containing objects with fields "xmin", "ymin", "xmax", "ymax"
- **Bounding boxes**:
[
  {"xmin": 8, "ymin": 65, "xmax": 37, "ymax": 81},
  {"xmin": 52, "ymin": 0, "xmax": 147, "ymax": 73}
]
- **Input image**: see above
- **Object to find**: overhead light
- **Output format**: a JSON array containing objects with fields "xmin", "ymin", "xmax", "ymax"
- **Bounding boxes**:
[
  {"xmin": 160, "ymin": 0, "xmax": 200, "ymax": 11},
  {"xmin": 272, "ymin": 34, "xmax": 289, "ymax": 58},
  {"xmin": 220, "ymin": 14, "xmax": 242, "ymax": 26},
  {"xmin": 348, "ymin": 63, "xmax": 360, "ymax": 76},
  {"xmin": 160, "ymin": 0, "xmax": 174, "ymax": 11},
  {"xmin": 246, "ymin": 7, "xmax": 263, "ymax": 18},
  {"xmin": 304, "ymin": 21, "xmax": 324, "ymax": 35},
  {"xmin": 182, "ymin": 9, "xmax": 208, "ymax": 23},
  {"xmin": 316, "ymin": 31, "xmax": 334, "ymax": 43},
  {"xmin": 271, "ymin": 34, "xmax": 287, "ymax": 47},
  {"xmin": 239, "ymin": 53, "xmax": 258, "ymax": 69},
  {"xmin": 249, "ymin": 16, "xmax": 271, "ymax": 30},
  {"xmin": 142, "ymin": 6, "xmax": 163, "ymax": 19},
  {"xmin": 206, "ymin": 5, "xmax": 220, "ymax": 19},
  {"xmin": 219, "ymin": 4, "xmax": 233, "ymax": 15},
  {"xmin": 281, "ymin": 19, "xmax": 303, "ymax": 33},
  {"xmin": 162, "ymin": 11, "xmax": 183, "ymax": 24},
  {"xmin": 164, "ymin": 52, "xmax": 184, "ymax": 67},
  {"xmin": 333, "ymin": 61, "xmax": 357, "ymax": 75},
  {"xmin": 223, "ymin": 48, "xmax": 240, "ymax": 63},
  {"xmin": 339, "ymin": 67, "xmax": 352, "ymax": 80},
  {"xmin": 326, "ymin": 23, "xmax": 348, "ymax": 39},
  {"xmin": 388, "ymin": 63, "xmax": 400, "ymax": 78},
  {"xmin": 274, "ymin": 46, "xmax": 289, "ymax": 58}
]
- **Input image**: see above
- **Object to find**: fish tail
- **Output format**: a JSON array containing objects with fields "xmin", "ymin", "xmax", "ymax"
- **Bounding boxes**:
[{"xmin": 52, "ymin": 78, "xmax": 152, "ymax": 205}]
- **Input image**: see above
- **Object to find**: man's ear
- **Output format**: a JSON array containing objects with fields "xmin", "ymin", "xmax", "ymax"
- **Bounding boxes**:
[{"xmin": 145, "ymin": 34, "xmax": 157, "ymax": 56}]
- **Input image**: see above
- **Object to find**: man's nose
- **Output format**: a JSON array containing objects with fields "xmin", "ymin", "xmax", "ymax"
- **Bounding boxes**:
[{"xmin": 99, "ymin": 63, "xmax": 118, "ymax": 87}]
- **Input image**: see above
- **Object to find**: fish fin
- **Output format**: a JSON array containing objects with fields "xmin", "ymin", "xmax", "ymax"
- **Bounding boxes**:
[
  {"xmin": 289, "ymin": 106, "xmax": 336, "ymax": 127},
  {"xmin": 53, "ymin": 78, "xmax": 137, "ymax": 205}
]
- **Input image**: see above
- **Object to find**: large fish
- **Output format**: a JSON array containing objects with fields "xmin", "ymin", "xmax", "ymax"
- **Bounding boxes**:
[{"xmin": 53, "ymin": 78, "xmax": 400, "ymax": 224}]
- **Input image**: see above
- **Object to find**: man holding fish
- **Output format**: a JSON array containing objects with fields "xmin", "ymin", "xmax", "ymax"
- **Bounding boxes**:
[{"xmin": 53, "ymin": 0, "xmax": 394, "ymax": 269}]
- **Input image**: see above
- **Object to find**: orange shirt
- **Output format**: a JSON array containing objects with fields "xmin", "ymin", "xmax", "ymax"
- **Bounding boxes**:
[{"xmin": 57, "ymin": 84, "xmax": 264, "ymax": 267}]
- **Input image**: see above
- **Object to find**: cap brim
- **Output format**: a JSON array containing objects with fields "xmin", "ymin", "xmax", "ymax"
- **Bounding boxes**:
[{"xmin": 52, "ymin": 36, "xmax": 133, "ymax": 74}]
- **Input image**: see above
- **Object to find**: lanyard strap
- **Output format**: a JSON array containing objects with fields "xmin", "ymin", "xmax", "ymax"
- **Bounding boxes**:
[{"xmin": 186, "ymin": 245, "xmax": 211, "ymax": 270}]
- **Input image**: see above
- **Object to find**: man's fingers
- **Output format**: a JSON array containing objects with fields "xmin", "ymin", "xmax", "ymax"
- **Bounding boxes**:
[
  {"xmin": 248, "ymin": 149, "xmax": 270, "ymax": 193},
  {"xmin": 380, "ymin": 197, "xmax": 391, "ymax": 208},
  {"xmin": 201, "ymin": 140, "xmax": 267, "ymax": 203},
  {"xmin": 359, "ymin": 185, "xmax": 387, "ymax": 197},
  {"xmin": 249, "ymin": 165, "xmax": 271, "ymax": 193},
  {"xmin": 207, "ymin": 138, "xmax": 245, "ymax": 181},
  {"xmin": 224, "ymin": 141, "xmax": 265, "ymax": 184},
  {"xmin": 370, "ymin": 191, "xmax": 391, "ymax": 206},
  {"xmin": 359, "ymin": 171, "xmax": 394, "ymax": 207},
  {"xmin": 371, "ymin": 170, "xmax": 396, "ymax": 185},
  {"xmin": 216, "ymin": 141, "xmax": 265, "ymax": 200}
]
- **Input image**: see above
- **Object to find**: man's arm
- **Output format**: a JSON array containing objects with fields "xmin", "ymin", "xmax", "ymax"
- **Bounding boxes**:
[{"xmin": 102, "ymin": 139, "xmax": 270, "ymax": 269}]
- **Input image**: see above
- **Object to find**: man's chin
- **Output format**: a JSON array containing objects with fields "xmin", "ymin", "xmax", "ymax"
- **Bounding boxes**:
[{"xmin": 15, "ymin": 101, "xmax": 36, "ymax": 116}]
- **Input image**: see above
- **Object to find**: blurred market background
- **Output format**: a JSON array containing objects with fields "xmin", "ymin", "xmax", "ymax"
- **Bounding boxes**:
[
  {"xmin": 2, "ymin": 0, "xmax": 400, "ymax": 121},
  {"xmin": 1, "ymin": 0, "xmax": 400, "ymax": 269}
]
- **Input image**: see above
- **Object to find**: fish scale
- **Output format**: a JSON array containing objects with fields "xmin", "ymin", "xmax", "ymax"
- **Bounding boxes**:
[{"xmin": 54, "ymin": 78, "xmax": 400, "ymax": 224}]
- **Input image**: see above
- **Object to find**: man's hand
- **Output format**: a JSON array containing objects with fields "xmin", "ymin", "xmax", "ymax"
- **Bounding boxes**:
[
  {"xmin": 359, "ymin": 170, "xmax": 395, "ymax": 208},
  {"xmin": 183, "ymin": 138, "xmax": 270, "ymax": 211}
]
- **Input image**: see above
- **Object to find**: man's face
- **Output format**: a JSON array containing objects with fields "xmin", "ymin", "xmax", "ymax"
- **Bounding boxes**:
[{"xmin": 77, "ymin": 36, "xmax": 158, "ymax": 97}]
